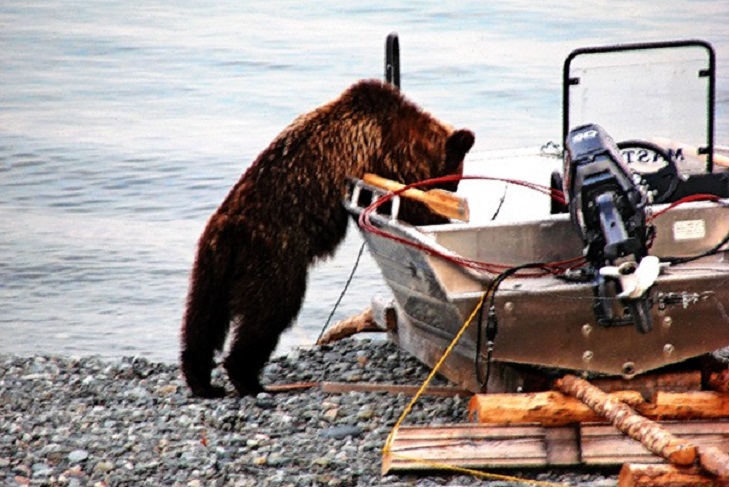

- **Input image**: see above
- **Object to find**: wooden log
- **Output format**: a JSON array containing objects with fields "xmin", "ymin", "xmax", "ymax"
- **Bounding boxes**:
[
  {"xmin": 709, "ymin": 369, "xmax": 729, "ymax": 393},
  {"xmin": 469, "ymin": 389, "xmax": 729, "ymax": 425},
  {"xmin": 647, "ymin": 391, "xmax": 729, "ymax": 418},
  {"xmin": 468, "ymin": 390, "xmax": 645, "ymax": 426},
  {"xmin": 316, "ymin": 307, "xmax": 383, "ymax": 345},
  {"xmin": 555, "ymin": 375, "xmax": 697, "ymax": 466},
  {"xmin": 618, "ymin": 463, "xmax": 721, "ymax": 487},
  {"xmin": 362, "ymin": 173, "xmax": 470, "ymax": 221}
]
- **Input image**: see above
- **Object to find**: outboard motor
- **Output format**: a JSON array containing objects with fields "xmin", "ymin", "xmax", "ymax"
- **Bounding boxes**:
[{"xmin": 563, "ymin": 124, "xmax": 657, "ymax": 333}]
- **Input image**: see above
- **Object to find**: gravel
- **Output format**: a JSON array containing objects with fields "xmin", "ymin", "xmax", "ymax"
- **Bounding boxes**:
[{"xmin": 0, "ymin": 338, "xmax": 618, "ymax": 486}]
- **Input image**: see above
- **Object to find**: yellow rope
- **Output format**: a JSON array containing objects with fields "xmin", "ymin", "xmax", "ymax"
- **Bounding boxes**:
[
  {"xmin": 382, "ymin": 288, "xmax": 571, "ymax": 487},
  {"xmin": 383, "ymin": 289, "xmax": 490, "ymax": 450}
]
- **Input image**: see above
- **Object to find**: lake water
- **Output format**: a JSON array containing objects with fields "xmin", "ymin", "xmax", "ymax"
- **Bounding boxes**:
[{"xmin": 1, "ymin": 1, "xmax": 727, "ymax": 363}]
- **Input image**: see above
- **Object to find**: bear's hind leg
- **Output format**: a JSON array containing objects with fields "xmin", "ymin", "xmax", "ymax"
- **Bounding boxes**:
[
  {"xmin": 223, "ymin": 327, "xmax": 280, "ymax": 396},
  {"xmin": 224, "ymin": 272, "xmax": 305, "ymax": 396},
  {"xmin": 181, "ymin": 270, "xmax": 231, "ymax": 398},
  {"xmin": 181, "ymin": 349, "xmax": 227, "ymax": 398}
]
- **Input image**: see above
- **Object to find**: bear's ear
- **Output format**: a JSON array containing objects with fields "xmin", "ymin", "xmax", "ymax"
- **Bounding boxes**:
[{"xmin": 445, "ymin": 129, "xmax": 475, "ymax": 169}]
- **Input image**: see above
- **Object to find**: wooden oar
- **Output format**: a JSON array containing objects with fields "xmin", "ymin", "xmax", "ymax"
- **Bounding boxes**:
[{"xmin": 362, "ymin": 173, "xmax": 470, "ymax": 222}]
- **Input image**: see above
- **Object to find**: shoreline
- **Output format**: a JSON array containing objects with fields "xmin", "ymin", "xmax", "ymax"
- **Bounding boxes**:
[{"xmin": 0, "ymin": 339, "xmax": 617, "ymax": 486}]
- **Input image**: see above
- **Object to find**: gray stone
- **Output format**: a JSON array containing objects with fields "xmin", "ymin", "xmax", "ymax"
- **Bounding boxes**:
[
  {"xmin": 318, "ymin": 425, "xmax": 364, "ymax": 440},
  {"xmin": 93, "ymin": 460, "xmax": 115, "ymax": 473},
  {"xmin": 68, "ymin": 449, "xmax": 90, "ymax": 463}
]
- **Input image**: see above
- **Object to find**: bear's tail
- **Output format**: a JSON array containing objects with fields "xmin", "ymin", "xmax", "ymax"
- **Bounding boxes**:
[{"xmin": 180, "ymin": 223, "xmax": 232, "ymax": 398}]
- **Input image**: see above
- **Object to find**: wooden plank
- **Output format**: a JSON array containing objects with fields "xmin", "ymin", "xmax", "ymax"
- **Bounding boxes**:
[
  {"xmin": 320, "ymin": 382, "xmax": 471, "ymax": 398},
  {"xmin": 382, "ymin": 421, "xmax": 729, "ymax": 474},
  {"xmin": 618, "ymin": 464, "xmax": 722, "ymax": 487},
  {"xmin": 382, "ymin": 424, "xmax": 555, "ymax": 474},
  {"xmin": 544, "ymin": 426, "xmax": 581, "ymax": 465},
  {"xmin": 581, "ymin": 422, "xmax": 729, "ymax": 465},
  {"xmin": 264, "ymin": 382, "xmax": 318, "ymax": 392},
  {"xmin": 468, "ymin": 391, "xmax": 729, "ymax": 426},
  {"xmin": 700, "ymin": 446, "xmax": 729, "ymax": 479},
  {"xmin": 265, "ymin": 381, "xmax": 471, "ymax": 396}
]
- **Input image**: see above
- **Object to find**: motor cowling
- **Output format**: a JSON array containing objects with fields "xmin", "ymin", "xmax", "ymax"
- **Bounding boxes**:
[
  {"xmin": 563, "ymin": 124, "xmax": 655, "ymax": 333},
  {"xmin": 564, "ymin": 124, "xmax": 650, "ymax": 265}
]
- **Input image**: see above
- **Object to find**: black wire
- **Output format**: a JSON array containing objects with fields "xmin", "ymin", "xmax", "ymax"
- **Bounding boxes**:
[
  {"xmin": 316, "ymin": 240, "xmax": 367, "ymax": 344},
  {"xmin": 475, "ymin": 262, "xmax": 553, "ymax": 391},
  {"xmin": 487, "ymin": 263, "xmax": 552, "ymax": 308},
  {"xmin": 474, "ymin": 296, "xmax": 487, "ymax": 388},
  {"xmin": 490, "ymin": 184, "xmax": 508, "ymax": 221}
]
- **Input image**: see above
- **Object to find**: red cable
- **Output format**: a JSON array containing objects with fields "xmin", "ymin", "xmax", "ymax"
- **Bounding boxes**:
[
  {"xmin": 650, "ymin": 193, "xmax": 721, "ymax": 219},
  {"xmin": 357, "ymin": 176, "xmax": 723, "ymax": 278},
  {"xmin": 357, "ymin": 175, "xmax": 575, "ymax": 277}
]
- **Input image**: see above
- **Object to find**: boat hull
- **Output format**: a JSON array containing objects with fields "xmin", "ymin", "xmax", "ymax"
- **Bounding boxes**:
[{"xmin": 349, "ymin": 185, "xmax": 729, "ymax": 393}]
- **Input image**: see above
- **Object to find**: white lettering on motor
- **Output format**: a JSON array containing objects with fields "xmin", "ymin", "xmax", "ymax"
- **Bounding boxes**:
[{"xmin": 572, "ymin": 129, "xmax": 598, "ymax": 144}]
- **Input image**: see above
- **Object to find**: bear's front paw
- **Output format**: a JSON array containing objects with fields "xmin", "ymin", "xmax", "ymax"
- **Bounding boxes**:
[{"xmin": 229, "ymin": 377, "xmax": 264, "ymax": 397}]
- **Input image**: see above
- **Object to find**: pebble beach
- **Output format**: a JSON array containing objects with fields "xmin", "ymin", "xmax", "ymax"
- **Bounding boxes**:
[{"xmin": 1, "ymin": 338, "xmax": 618, "ymax": 486}]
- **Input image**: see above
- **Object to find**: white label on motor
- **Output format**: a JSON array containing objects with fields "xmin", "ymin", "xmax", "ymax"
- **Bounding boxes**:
[{"xmin": 673, "ymin": 219, "xmax": 706, "ymax": 241}]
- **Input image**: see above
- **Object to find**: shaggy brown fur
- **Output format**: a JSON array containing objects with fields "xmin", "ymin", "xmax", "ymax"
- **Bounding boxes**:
[{"xmin": 181, "ymin": 79, "xmax": 475, "ymax": 397}]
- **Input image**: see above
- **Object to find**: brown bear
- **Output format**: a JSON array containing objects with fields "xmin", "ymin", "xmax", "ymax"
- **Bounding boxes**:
[{"xmin": 181, "ymin": 79, "xmax": 475, "ymax": 397}]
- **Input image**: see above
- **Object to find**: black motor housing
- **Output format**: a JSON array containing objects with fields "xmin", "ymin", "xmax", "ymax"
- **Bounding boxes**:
[
  {"xmin": 563, "ymin": 124, "xmax": 655, "ymax": 333},
  {"xmin": 563, "ymin": 124, "xmax": 650, "ymax": 266}
]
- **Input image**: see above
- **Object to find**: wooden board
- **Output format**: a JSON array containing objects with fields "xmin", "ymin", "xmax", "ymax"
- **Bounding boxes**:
[
  {"xmin": 581, "ymin": 421, "xmax": 729, "ymax": 465},
  {"xmin": 319, "ymin": 382, "xmax": 471, "ymax": 398},
  {"xmin": 382, "ymin": 421, "xmax": 729, "ymax": 475},
  {"xmin": 383, "ymin": 424, "xmax": 560, "ymax": 474}
]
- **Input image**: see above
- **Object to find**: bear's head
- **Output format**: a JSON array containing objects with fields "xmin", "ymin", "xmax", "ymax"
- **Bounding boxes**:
[
  {"xmin": 336, "ymin": 80, "xmax": 475, "ymax": 190},
  {"xmin": 433, "ymin": 128, "xmax": 476, "ymax": 192},
  {"xmin": 361, "ymin": 81, "xmax": 475, "ymax": 192},
  {"xmin": 351, "ymin": 80, "xmax": 476, "ymax": 224},
  {"xmin": 395, "ymin": 127, "xmax": 475, "ymax": 225},
  {"xmin": 329, "ymin": 80, "xmax": 475, "ymax": 224}
]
